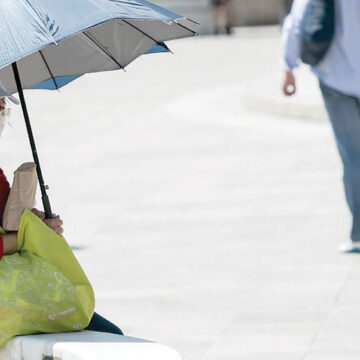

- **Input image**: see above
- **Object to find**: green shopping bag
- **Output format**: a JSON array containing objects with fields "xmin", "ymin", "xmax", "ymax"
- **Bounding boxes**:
[{"xmin": 0, "ymin": 209, "xmax": 95, "ymax": 347}]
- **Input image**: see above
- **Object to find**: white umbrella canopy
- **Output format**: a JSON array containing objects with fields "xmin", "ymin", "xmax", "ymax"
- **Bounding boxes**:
[{"xmin": 0, "ymin": 0, "xmax": 196, "ymax": 93}]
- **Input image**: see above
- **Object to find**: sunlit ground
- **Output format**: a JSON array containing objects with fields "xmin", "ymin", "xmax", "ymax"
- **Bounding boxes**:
[{"xmin": 0, "ymin": 27, "xmax": 356, "ymax": 360}]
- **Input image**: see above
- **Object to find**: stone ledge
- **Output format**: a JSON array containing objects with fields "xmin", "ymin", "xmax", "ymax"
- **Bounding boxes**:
[{"xmin": 0, "ymin": 331, "xmax": 182, "ymax": 360}]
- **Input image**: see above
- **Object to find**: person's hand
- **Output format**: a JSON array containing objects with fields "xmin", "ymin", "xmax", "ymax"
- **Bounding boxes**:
[
  {"xmin": 32, "ymin": 208, "xmax": 64, "ymax": 235},
  {"xmin": 282, "ymin": 70, "xmax": 296, "ymax": 96},
  {"xmin": 44, "ymin": 215, "xmax": 63, "ymax": 235},
  {"xmin": 32, "ymin": 208, "xmax": 45, "ymax": 220}
]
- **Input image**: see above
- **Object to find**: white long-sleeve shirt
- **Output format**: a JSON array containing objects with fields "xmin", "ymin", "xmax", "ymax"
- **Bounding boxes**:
[{"xmin": 282, "ymin": 0, "xmax": 360, "ymax": 97}]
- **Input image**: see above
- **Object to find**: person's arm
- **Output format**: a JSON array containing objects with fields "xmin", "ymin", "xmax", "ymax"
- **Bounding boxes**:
[
  {"xmin": 281, "ymin": 0, "xmax": 308, "ymax": 96},
  {"xmin": 1, "ymin": 210, "xmax": 63, "ymax": 256},
  {"xmin": 3, "ymin": 232, "xmax": 17, "ymax": 255}
]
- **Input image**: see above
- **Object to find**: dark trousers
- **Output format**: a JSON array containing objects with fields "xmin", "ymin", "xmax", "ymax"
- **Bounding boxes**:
[{"xmin": 86, "ymin": 312, "xmax": 123, "ymax": 335}]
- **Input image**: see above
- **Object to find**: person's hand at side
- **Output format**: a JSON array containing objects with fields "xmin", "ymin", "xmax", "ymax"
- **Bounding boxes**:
[
  {"xmin": 282, "ymin": 70, "xmax": 296, "ymax": 96},
  {"xmin": 32, "ymin": 209, "xmax": 64, "ymax": 235}
]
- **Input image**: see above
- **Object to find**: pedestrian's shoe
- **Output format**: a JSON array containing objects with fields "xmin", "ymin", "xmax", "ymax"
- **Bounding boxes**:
[{"xmin": 339, "ymin": 241, "xmax": 360, "ymax": 253}]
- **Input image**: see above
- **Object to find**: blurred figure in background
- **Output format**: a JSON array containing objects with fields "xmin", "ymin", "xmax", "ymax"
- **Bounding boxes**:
[
  {"xmin": 282, "ymin": 0, "xmax": 293, "ymax": 16},
  {"xmin": 211, "ymin": 0, "xmax": 232, "ymax": 35},
  {"xmin": 281, "ymin": 0, "xmax": 360, "ymax": 253}
]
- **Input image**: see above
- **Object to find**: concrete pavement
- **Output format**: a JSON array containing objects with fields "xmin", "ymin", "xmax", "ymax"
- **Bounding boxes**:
[{"xmin": 0, "ymin": 26, "xmax": 358, "ymax": 360}]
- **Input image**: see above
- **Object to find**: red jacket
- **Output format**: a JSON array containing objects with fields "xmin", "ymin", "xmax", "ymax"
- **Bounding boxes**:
[{"xmin": 0, "ymin": 168, "xmax": 10, "ymax": 224}]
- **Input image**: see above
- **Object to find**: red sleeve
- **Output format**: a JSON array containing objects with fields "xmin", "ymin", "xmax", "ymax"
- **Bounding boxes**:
[{"xmin": 0, "ymin": 168, "xmax": 10, "ymax": 224}]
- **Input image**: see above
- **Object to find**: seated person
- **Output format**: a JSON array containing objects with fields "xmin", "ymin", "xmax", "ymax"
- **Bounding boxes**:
[{"xmin": 0, "ymin": 97, "xmax": 122, "ymax": 345}]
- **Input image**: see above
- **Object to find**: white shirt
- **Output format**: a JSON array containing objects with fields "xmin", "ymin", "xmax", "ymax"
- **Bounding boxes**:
[{"xmin": 282, "ymin": 0, "xmax": 360, "ymax": 97}]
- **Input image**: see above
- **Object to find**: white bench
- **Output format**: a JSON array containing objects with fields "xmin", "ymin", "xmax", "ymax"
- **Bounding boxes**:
[{"xmin": 0, "ymin": 331, "xmax": 182, "ymax": 360}]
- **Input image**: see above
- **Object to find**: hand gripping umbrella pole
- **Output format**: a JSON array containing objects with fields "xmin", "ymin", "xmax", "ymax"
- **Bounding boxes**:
[{"xmin": 11, "ymin": 62, "xmax": 53, "ymax": 219}]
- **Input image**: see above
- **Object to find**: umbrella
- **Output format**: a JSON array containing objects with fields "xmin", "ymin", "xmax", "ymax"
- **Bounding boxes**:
[{"xmin": 0, "ymin": 0, "xmax": 196, "ymax": 218}]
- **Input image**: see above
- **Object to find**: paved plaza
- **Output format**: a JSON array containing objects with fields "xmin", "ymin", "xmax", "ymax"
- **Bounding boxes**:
[{"xmin": 1, "ymin": 26, "xmax": 359, "ymax": 360}]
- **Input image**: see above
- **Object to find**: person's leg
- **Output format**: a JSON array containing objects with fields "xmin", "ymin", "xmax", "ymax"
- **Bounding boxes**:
[
  {"xmin": 320, "ymin": 82, "xmax": 360, "ymax": 242},
  {"xmin": 212, "ymin": 7, "xmax": 221, "ymax": 35},
  {"xmin": 86, "ymin": 312, "xmax": 123, "ymax": 335},
  {"xmin": 224, "ymin": 4, "xmax": 232, "ymax": 35}
]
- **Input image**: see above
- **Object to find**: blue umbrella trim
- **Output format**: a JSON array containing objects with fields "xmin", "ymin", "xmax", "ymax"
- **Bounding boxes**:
[
  {"xmin": 145, "ymin": 43, "xmax": 169, "ymax": 54},
  {"xmin": 31, "ymin": 75, "xmax": 83, "ymax": 90}
]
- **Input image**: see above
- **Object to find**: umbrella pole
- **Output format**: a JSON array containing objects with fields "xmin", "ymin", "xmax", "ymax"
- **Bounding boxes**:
[{"xmin": 11, "ymin": 62, "xmax": 53, "ymax": 219}]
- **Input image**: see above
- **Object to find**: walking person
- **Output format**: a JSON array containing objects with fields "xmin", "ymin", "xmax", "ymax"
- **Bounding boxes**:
[
  {"xmin": 282, "ymin": 0, "xmax": 360, "ymax": 253},
  {"xmin": 211, "ymin": 0, "xmax": 232, "ymax": 35}
]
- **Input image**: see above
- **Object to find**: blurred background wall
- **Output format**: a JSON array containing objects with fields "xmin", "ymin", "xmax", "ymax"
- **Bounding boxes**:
[{"xmin": 153, "ymin": 0, "xmax": 294, "ymax": 34}]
